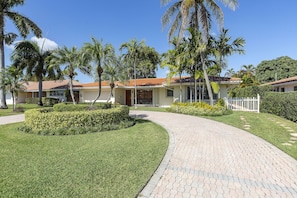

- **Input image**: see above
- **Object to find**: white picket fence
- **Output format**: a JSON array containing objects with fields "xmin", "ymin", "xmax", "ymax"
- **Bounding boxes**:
[{"xmin": 224, "ymin": 94, "xmax": 260, "ymax": 113}]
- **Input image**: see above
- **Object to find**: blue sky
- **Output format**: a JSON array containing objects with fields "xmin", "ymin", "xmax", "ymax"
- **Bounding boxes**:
[{"xmin": 5, "ymin": 0, "xmax": 297, "ymax": 83}]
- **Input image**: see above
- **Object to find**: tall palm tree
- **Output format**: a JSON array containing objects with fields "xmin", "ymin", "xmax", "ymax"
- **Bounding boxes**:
[
  {"xmin": 50, "ymin": 46, "xmax": 91, "ymax": 105},
  {"xmin": 0, "ymin": 0, "xmax": 42, "ymax": 108},
  {"xmin": 12, "ymin": 40, "xmax": 58, "ymax": 106},
  {"xmin": 120, "ymin": 39, "xmax": 145, "ymax": 108},
  {"xmin": 102, "ymin": 56, "xmax": 127, "ymax": 103},
  {"xmin": 161, "ymin": 0, "xmax": 239, "ymax": 105},
  {"xmin": 82, "ymin": 37, "xmax": 114, "ymax": 106}
]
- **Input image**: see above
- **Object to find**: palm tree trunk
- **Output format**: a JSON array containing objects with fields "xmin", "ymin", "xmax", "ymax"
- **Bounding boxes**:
[
  {"xmin": 69, "ymin": 78, "xmax": 76, "ymax": 105},
  {"xmin": 12, "ymin": 91, "xmax": 15, "ymax": 112},
  {"xmin": 202, "ymin": 57, "xmax": 214, "ymax": 106},
  {"xmin": 0, "ymin": 27, "xmax": 7, "ymax": 109},
  {"xmin": 38, "ymin": 76, "xmax": 43, "ymax": 106},
  {"xmin": 106, "ymin": 82, "xmax": 114, "ymax": 103},
  {"xmin": 91, "ymin": 77, "xmax": 102, "ymax": 106}
]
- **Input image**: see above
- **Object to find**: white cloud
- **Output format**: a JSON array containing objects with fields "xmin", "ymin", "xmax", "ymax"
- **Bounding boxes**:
[
  {"xmin": 5, "ymin": 36, "xmax": 58, "ymax": 52},
  {"xmin": 31, "ymin": 36, "xmax": 58, "ymax": 51}
]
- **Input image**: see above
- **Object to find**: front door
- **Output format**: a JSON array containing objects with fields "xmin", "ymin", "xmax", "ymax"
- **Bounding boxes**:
[{"xmin": 126, "ymin": 90, "xmax": 131, "ymax": 106}]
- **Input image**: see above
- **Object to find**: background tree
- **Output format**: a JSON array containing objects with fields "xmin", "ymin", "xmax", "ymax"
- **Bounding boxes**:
[
  {"xmin": 12, "ymin": 40, "xmax": 59, "ymax": 106},
  {"xmin": 0, "ymin": 0, "xmax": 42, "ymax": 108},
  {"xmin": 50, "ymin": 46, "xmax": 91, "ymax": 105},
  {"xmin": 1, "ymin": 65, "xmax": 24, "ymax": 111},
  {"xmin": 256, "ymin": 56, "xmax": 297, "ymax": 83},
  {"xmin": 83, "ymin": 37, "xmax": 114, "ymax": 106},
  {"xmin": 137, "ymin": 46, "xmax": 160, "ymax": 78},
  {"xmin": 161, "ymin": 0, "xmax": 239, "ymax": 106}
]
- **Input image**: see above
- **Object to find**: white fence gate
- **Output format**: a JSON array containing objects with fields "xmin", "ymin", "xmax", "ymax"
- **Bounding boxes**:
[{"xmin": 224, "ymin": 94, "xmax": 260, "ymax": 113}]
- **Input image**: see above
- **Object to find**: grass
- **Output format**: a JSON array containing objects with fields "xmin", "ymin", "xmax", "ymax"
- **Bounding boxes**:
[
  {"xmin": 0, "ymin": 120, "xmax": 168, "ymax": 197},
  {"xmin": 0, "ymin": 104, "xmax": 41, "ymax": 116},
  {"xmin": 205, "ymin": 111, "xmax": 297, "ymax": 160}
]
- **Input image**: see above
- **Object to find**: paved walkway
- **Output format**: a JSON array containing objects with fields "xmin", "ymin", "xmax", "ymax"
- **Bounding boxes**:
[
  {"xmin": 130, "ymin": 111, "xmax": 297, "ymax": 198},
  {"xmin": 0, "ymin": 114, "xmax": 24, "ymax": 125}
]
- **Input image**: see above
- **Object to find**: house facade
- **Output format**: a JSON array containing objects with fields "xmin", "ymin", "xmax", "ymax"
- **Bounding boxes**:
[
  {"xmin": 264, "ymin": 76, "xmax": 297, "ymax": 92},
  {"xmin": 9, "ymin": 77, "xmax": 241, "ymax": 106}
]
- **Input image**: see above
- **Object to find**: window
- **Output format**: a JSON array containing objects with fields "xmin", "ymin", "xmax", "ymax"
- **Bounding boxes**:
[
  {"xmin": 294, "ymin": 86, "xmax": 297, "ymax": 91},
  {"xmin": 137, "ymin": 90, "xmax": 152, "ymax": 104},
  {"xmin": 281, "ymin": 88, "xmax": 285, "ymax": 92},
  {"xmin": 166, "ymin": 89, "xmax": 173, "ymax": 97},
  {"xmin": 50, "ymin": 90, "xmax": 64, "ymax": 97}
]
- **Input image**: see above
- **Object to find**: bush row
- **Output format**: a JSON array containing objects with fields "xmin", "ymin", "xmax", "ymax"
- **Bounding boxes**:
[
  {"xmin": 23, "ymin": 105, "xmax": 133, "ymax": 135},
  {"xmin": 261, "ymin": 92, "xmax": 297, "ymax": 122},
  {"xmin": 25, "ymin": 97, "xmax": 59, "ymax": 106},
  {"xmin": 167, "ymin": 102, "xmax": 232, "ymax": 116},
  {"xmin": 53, "ymin": 102, "xmax": 112, "ymax": 112}
]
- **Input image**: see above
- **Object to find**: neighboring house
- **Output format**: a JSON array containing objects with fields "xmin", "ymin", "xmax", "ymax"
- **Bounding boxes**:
[
  {"xmin": 15, "ymin": 80, "xmax": 83, "ymax": 103},
  {"xmin": 264, "ymin": 76, "xmax": 297, "ymax": 92},
  {"xmin": 10, "ymin": 76, "xmax": 241, "ymax": 106}
]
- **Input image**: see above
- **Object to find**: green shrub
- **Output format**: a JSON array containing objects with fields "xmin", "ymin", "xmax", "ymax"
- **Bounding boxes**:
[
  {"xmin": 261, "ymin": 92, "xmax": 297, "ymax": 122},
  {"xmin": 23, "ymin": 105, "xmax": 133, "ymax": 135},
  {"xmin": 43, "ymin": 97, "xmax": 60, "ymax": 107},
  {"xmin": 25, "ymin": 98, "xmax": 39, "ymax": 104},
  {"xmin": 53, "ymin": 102, "xmax": 112, "ymax": 112},
  {"xmin": 229, "ymin": 85, "xmax": 273, "ymax": 98},
  {"xmin": 167, "ymin": 102, "xmax": 232, "ymax": 116}
]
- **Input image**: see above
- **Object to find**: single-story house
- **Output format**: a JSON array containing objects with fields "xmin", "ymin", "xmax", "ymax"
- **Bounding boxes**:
[
  {"xmin": 6, "ymin": 80, "xmax": 83, "ymax": 105},
  {"xmin": 8, "ymin": 76, "xmax": 241, "ymax": 106},
  {"xmin": 264, "ymin": 76, "xmax": 297, "ymax": 92}
]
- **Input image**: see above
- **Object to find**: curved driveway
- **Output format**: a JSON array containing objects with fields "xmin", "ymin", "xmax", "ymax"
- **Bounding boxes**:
[{"xmin": 131, "ymin": 111, "xmax": 297, "ymax": 198}]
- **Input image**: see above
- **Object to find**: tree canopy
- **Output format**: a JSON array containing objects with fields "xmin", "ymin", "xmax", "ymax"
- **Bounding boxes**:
[{"xmin": 256, "ymin": 56, "xmax": 297, "ymax": 83}]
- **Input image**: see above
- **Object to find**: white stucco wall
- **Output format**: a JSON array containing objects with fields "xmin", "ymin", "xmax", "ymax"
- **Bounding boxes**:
[{"xmin": 81, "ymin": 90, "xmax": 110, "ymax": 102}]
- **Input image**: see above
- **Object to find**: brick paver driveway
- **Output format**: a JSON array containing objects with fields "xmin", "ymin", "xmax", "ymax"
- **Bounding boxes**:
[{"xmin": 131, "ymin": 111, "xmax": 297, "ymax": 198}]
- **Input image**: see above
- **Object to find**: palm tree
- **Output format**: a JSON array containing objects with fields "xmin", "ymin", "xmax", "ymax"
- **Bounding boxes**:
[
  {"xmin": 120, "ymin": 39, "xmax": 145, "ymax": 108},
  {"xmin": 50, "ymin": 46, "xmax": 91, "ymax": 105},
  {"xmin": 0, "ymin": 0, "xmax": 42, "ymax": 108},
  {"xmin": 102, "ymin": 56, "xmax": 127, "ymax": 103},
  {"xmin": 82, "ymin": 37, "xmax": 114, "ymax": 106},
  {"xmin": 161, "ymin": 37, "xmax": 188, "ymax": 102},
  {"xmin": 211, "ymin": 28, "xmax": 245, "ymax": 76},
  {"xmin": 161, "ymin": 0, "xmax": 239, "ymax": 105},
  {"xmin": 224, "ymin": 68, "xmax": 236, "ymax": 77},
  {"xmin": 1, "ymin": 65, "xmax": 24, "ymax": 111},
  {"xmin": 12, "ymin": 40, "xmax": 58, "ymax": 106}
]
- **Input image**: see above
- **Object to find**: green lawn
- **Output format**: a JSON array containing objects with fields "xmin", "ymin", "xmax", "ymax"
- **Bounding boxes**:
[
  {"xmin": 0, "ymin": 120, "xmax": 168, "ymax": 197},
  {"xmin": 206, "ymin": 111, "xmax": 297, "ymax": 160},
  {"xmin": 0, "ymin": 104, "xmax": 41, "ymax": 116}
]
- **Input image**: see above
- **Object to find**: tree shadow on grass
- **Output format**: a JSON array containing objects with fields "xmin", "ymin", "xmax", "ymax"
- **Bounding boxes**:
[{"xmin": 135, "ymin": 118, "xmax": 151, "ymax": 124}]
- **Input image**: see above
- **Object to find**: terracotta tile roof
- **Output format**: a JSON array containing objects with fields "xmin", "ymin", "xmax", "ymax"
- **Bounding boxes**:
[
  {"xmin": 81, "ymin": 76, "xmax": 241, "ymax": 88},
  {"xmin": 264, "ymin": 76, "xmax": 297, "ymax": 85},
  {"xmin": 22, "ymin": 80, "xmax": 83, "ymax": 91}
]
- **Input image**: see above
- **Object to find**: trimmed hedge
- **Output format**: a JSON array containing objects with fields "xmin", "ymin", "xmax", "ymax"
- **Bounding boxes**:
[
  {"xmin": 261, "ymin": 92, "xmax": 297, "ymax": 122},
  {"xmin": 167, "ymin": 102, "xmax": 232, "ymax": 116},
  {"xmin": 23, "ymin": 105, "xmax": 133, "ymax": 135},
  {"xmin": 53, "ymin": 103, "xmax": 112, "ymax": 112}
]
